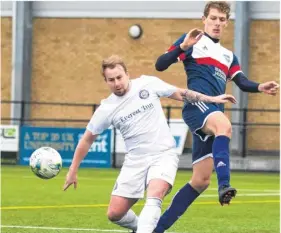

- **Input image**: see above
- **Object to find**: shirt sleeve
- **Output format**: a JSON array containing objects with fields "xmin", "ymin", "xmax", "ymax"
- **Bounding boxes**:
[
  {"xmin": 228, "ymin": 54, "xmax": 243, "ymax": 80},
  {"xmin": 86, "ymin": 105, "xmax": 111, "ymax": 135},
  {"xmin": 166, "ymin": 33, "xmax": 187, "ymax": 61},
  {"xmin": 150, "ymin": 76, "xmax": 178, "ymax": 97}
]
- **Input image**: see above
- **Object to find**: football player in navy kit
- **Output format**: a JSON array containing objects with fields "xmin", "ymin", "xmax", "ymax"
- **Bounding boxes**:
[{"xmin": 153, "ymin": 1, "xmax": 279, "ymax": 233}]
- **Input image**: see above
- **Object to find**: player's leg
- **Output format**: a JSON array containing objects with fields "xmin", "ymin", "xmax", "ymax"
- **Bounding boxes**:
[
  {"xmin": 154, "ymin": 136, "xmax": 214, "ymax": 233},
  {"xmin": 183, "ymin": 102, "xmax": 236, "ymax": 205},
  {"xmin": 202, "ymin": 111, "xmax": 237, "ymax": 205},
  {"xmin": 136, "ymin": 179, "xmax": 171, "ymax": 233},
  {"xmin": 107, "ymin": 195, "xmax": 138, "ymax": 230},
  {"xmin": 137, "ymin": 150, "xmax": 179, "ymax": 233},
  {"xmin": 108, "ymin": 155, "xmax": 148, "ymax": 231}
]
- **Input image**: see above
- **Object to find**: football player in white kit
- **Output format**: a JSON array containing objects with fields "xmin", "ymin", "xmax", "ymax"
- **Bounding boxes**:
[{"xmin": 63, "ymin": 55, "xmax": 236, "ymax": 233}]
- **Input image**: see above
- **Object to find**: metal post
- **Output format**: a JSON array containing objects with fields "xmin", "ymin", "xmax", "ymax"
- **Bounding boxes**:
[
  {"xmin": 167, "ymin": 106, "xmax": 171, "ymax": 126},
  {"xmin": 112, "ymin": 127, "xmax": 117, "ymax": 168},
  {"xmin": 92, "ymin": 104, "xmax": 97, "ymax": 113},
  {"xmin": 11, "ymin": 1, "xmax": 33, "ymax": 125},
  {"xmin": 20, "ymin": 101, "xmax": 25, "ymax": 126},
  {"xmin": 242, "ymin": 108, "xmax": 248, "ymax": 158},
  {"xmin": 231, "ymin": 2, "xmax": 250, "ymax": 155}
]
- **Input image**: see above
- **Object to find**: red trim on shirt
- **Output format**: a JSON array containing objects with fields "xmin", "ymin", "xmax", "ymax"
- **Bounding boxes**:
[
  {"xmin": 195, "ymin": 57, "xmax": 228, "ymax": 75},
  {"xmin": 229, "ymin": 65, "xmax": 241, "ymax": 77},
  {"xmin": 179, "ymin": 53, "xmax": 186, "ymax": 61},
  {"xmin": 167, "ymin": 45, "xmax": 177, "ymax": 52},
  {"xmin": 167, "ymin": 45, "xmax": 186, "ymax": 61}
]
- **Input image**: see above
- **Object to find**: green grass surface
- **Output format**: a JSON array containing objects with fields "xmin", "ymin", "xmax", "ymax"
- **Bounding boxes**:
[{"xmin": 1, "ymin": 165, "xmax": 280, "ymax": 233}]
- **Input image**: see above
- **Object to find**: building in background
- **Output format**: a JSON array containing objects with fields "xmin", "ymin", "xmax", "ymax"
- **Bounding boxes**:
[{"xmin": 1, "ymin": 1, "xmax": 280, "ymax": 171}]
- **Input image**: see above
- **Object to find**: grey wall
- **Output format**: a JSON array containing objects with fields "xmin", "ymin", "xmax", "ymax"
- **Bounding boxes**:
[{"xmin": 1, "ymin": 1, "xmax": 279, "ymax": 19}]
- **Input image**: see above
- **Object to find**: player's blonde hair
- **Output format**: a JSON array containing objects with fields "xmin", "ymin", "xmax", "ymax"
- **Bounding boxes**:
[
  {"xmin": 204, "ymin": 1, "xmax": 231, "ymax": 19},
  {"xmin": 101, "ymin": 55, "xmax": 128, "ymax": 79}
]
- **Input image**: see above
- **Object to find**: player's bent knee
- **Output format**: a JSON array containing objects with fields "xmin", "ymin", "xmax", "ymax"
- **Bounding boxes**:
[
  {"xmin": 147, "ymin": 179, "xmax": 172, "ymax": 199},
  {"xmin": 191, "ymin": 177, "xmax": 211, "ymax": 193},
  {"xmin": 205, "ymin": 114, "xmax": 232, "ymax": 138},
  {"xmin": 216, "ymin": 123, "xmax": 232, "ymax": 138},
  {"xmin": 147, "ymin": 186, "xmax": 171, "ymax": 199},
  {"xmin": 107, "ymin": 209, "xmax": 124, "ymax": 222}
]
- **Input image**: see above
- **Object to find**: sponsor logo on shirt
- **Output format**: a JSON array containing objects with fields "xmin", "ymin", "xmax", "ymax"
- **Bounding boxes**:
[
  {"xmin": 120, "ymin": 103, "xmax": 154, "ymax": 123},
  {"xmin": 139, "ymin": 89, "xmax": 150, "ymax": 99},
  {"xmin": 214, "ymin": 67, "xmax": 227, "ymax": 82}
]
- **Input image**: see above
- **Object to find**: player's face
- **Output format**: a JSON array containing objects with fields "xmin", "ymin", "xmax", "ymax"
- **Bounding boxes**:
[
  {"xmin": 202, "ymin": 8, "xmax": 228, "ymax": 39},
  {"xmin": 104, "ymin": 65, "xmax": 130, "ymax": 96}
]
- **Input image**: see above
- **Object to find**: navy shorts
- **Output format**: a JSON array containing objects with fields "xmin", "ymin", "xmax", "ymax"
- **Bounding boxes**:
[{"xmin": 182, "ymin": 102, "xmax": 223, "ymax": 164}]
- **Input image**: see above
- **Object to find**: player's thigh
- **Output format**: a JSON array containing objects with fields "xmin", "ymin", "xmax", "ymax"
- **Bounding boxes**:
[
  {"xmin": 202, "ymin": 111, "xmax": 232, "ymax": 137},
  {"xmin": 182, "ymin": 102, "xmax": 221, "ymax": 141},
  {"xmin": 191, "ymin": 135, "xmax": 214, "ymax": 191},
  {"xmin": 112, "ymin": 155, "xmax": 148, "ymax": 199},
  {"xmin": 146, "ymin": 149, "xmax": 179, "ymax": 199},
  {"xmin": 107, "ymin": 195, "xmax": 138, "ymax": 220},
  {"xmin": 192, "ymin": 134, "xmax": 214, "ymax": 165}
]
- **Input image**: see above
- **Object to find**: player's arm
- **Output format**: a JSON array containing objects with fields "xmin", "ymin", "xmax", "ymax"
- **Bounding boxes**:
[
  {"xmin": 169, "ymin": 88, "xmax": 237, "ymax": 104},
  {"xmin": 63, "ymin": 130, "xmax": 98, "ymax": 191},
  {"xmin": 69, "ymin": 130, "xmax": 98, "ymax": 172},
  {"xmin": 233, "ymin": 73, "xmax": 279, "ymax": 95},
  {"xmin": 232, "ymin": 73, "xmax": 260, "ymax": 92},
  {"xmin": 63, "ymin": 105, "xmax": 111, "ymax": 191},
  {"xmin": 229, "ymin": 54, "xmax": 279, "ymax": 95},
  {"xmin": 155, "ymin": 28, "xmax": 203, "ymax": 71},
  {"xmin": 152, "ymin": 76, "xmax": 236, "ymax": 104},
  {"xmin": 155, "ymin": 45, "xmax": 185, "ymax": 71}
]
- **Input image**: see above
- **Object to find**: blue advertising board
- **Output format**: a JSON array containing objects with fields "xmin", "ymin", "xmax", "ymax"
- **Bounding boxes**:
[{"xmin": 19, "ymin": 126, "xmax": 111, "ymax": 168}]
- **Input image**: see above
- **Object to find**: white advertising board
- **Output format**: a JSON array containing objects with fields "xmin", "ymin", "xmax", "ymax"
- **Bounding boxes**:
[{"xmin": 0, "ymin": 125, "xmax": 19, "ymax": 152}]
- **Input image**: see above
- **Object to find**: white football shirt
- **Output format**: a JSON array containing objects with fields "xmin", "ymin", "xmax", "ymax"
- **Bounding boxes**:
[{"xmin": 87, "ymin": 75, "xmax": 178, "ymax": 156}]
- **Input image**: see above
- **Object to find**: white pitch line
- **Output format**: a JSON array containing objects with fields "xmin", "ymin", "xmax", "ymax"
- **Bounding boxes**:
[
  {"xmin": 0, "ymin": 225, "xmax": 127, "ymax": 232},
  {"xmin": 0, "ymin": 225, "xmax": 186, "ymax": 233}
]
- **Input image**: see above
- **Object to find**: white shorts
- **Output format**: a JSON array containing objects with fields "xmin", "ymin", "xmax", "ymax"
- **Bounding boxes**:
[{"xmin": 112, "ymin": 148, "xmax": 179, "ymax": 199}]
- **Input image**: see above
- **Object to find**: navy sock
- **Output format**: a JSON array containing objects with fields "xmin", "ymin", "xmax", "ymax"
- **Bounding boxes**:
[
  {"xmin": 212, "ymin": 135, "xmax": 230, "ymax": 189},
  {"xmin": 154, "ymin": 183, "xmax": 199, "ymax": 233}
]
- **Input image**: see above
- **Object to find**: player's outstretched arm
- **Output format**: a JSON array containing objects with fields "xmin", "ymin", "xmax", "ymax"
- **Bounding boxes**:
[
  {"xmin": 232, "ymin": 73, "xmax": 279, "ymax": 95},
  {"xmin": 169, "ymin": 88, "xmax": 237, "ymax": 104},
  {"xmin": 155, "ymin": 28, "xmax": 203, "ymax": 71},
  {"xmin": 155, "ymin": 47, "xmax": 184, "ymax": 71},
  {"xmin": 63, "ymin": 130, "xmax": 98, "ymax": 191}
]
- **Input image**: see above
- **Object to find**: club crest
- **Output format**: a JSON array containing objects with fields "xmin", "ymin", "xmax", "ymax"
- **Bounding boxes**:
[{"xmin": 139, "ymin": 89, "xmax": 149, "ymax": 99}]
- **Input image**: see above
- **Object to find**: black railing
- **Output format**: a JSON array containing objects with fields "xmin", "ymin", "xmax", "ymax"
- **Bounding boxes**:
[{"xmin": 1, "ymin": 100, "xmax": 280, "ymax": 160}]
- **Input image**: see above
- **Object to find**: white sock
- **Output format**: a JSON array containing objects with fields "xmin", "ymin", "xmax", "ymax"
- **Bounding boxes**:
[
  {"xmin": 112, "ymin": 209, "xmax": 138, "ymax": 231},
  {"xmin": 137, "ymin": 197, "xmax": 162, "ymax": 233}
]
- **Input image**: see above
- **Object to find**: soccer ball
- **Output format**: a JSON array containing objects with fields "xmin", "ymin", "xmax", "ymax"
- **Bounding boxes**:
[{"xmin": 29, "ymin": 147, "xmax": 62, "ymax": 179}]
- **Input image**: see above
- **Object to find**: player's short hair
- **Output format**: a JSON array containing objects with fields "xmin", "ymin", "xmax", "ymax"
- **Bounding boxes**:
[
  {"xmin": 101, "ymin": 55, "xmax": 128, "ymax": 78},
  {"xmin": 204, "ymin": 1, "xmax": 231, "ymax": 19}
]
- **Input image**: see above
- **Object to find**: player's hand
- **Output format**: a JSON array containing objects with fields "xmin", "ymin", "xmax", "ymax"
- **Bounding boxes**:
[
  {"xmin": 63, "ymin": 170, "xmax": 78, "ymax": 191},
  {"xmin": 180, "ymin": 28, "xmax": 204, "ymax": 51},
  {"xmin": 258, "ymin": 81, "xmax": 279, "ymax": 96},
  {"xmin": 211, "ymin": 94, "xmax": 237, "ymax": 104}
]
